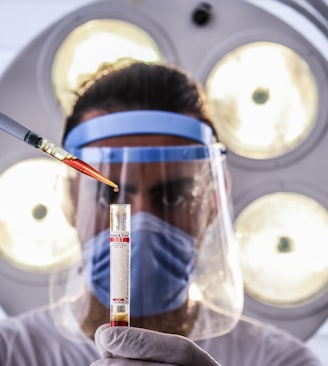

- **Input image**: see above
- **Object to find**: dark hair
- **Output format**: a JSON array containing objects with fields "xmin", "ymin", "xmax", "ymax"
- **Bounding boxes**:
[{"xmin": 62, "ymin": 60, "xmax": 218, "ymax": 142}]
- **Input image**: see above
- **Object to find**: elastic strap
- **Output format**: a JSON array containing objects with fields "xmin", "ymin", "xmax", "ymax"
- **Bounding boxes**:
[{"xmin": 64, "ymin": 110, "xmax": 215, "ymax": 149}]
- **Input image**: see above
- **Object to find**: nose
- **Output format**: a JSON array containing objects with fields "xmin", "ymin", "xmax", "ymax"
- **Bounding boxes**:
[{"xmin": 130, "ymin": 192, "xmax": 152, "ymax": 215}]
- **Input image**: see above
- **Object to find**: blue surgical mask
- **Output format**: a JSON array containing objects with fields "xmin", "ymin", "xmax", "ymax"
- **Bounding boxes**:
[{"xmin": 83, "ymin": 212, "xmax": 197, "ymax": 317}]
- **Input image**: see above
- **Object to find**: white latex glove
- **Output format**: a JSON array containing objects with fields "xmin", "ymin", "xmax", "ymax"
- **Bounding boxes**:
[{"xmin": 90, "ymin": 324, "xmax": 222, "ymax": 366}]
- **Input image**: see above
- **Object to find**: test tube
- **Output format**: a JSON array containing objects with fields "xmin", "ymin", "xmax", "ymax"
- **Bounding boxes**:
[{"xmin": 109, "ymin": 204, "xmax": 131, "ymax": 326}]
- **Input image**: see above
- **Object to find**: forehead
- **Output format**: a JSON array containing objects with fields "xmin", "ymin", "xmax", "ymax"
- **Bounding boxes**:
[
  {"xmin": 97, "ymin": 160, "xmax": 207, "ymax": 190},
  {"xmin": 79, "ymin": 129, "xmax": 210, "ymax": 188},
  {"xmin": 87, "ymin": 135, "xmax": 203, "ymax": 186}
]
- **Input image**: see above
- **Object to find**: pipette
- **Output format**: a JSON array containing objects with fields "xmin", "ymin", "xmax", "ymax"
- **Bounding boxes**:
[{"xmin": 0, "ymin": 112, "xmax": 119, "ymax": 191}]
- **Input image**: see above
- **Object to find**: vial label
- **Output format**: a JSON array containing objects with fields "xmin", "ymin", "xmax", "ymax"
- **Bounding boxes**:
[{"xmin": 110, "ymin": 231, "xmax": 130, "ymax": 305}]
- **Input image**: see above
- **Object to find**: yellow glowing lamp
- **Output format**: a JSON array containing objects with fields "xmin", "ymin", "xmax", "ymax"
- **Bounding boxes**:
[
  {"xmin": 235, "ymin": 192, "xmax": 328, "ymax": 305},
  {"xmin": 51, "ymin": 19, "xmax": 163, "ymax": 115},
  {"xmin": 0, "ymin": 158, "xmax": 80, "ymax": 271},
  {"xmin": 205, "ymin": 42, "xmax": 319, "ymax": 159}
]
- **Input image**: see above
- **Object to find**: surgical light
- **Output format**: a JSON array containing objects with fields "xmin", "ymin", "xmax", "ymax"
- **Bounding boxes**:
[
  {"xmin": 0, "ymin": 158, "xmax": 80, "ymax": 271},
  {"xmin": 205, "ymin": 41, "xmax": 319, "ymax": 159},
  {"xmin": 235, "ymin": 192, "xmax": 328, "ymax": 305},
  {"xmin": 0, "ymin": 0, "xmax": 327, "ymax": 341}
]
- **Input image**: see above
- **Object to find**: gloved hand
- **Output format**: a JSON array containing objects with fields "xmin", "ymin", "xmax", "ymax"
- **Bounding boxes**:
[{"xmin": 90, "ymin": 325, "xmax": 221, "ymax": 366}]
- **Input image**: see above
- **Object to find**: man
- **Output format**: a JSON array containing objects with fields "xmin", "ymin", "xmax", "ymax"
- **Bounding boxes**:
[{"xmin": 0, "ymin": 60, "xmax": 321, "ymax": 365}]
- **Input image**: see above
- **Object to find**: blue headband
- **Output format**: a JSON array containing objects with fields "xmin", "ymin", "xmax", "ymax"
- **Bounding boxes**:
[{"xmin": 63, "ymin": 110, "xmax": 215, "ymax": 149}]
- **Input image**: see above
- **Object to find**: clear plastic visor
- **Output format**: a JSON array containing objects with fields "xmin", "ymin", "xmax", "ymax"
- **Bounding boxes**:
[{"xmin": 50, "ymin": 143, "xmax": 243, "ymax": 342}]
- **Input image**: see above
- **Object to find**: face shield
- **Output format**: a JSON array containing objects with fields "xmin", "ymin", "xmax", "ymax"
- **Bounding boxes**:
[{"xmin": 49, "ymin": 111, "xmax": 243, "ymax": 342}]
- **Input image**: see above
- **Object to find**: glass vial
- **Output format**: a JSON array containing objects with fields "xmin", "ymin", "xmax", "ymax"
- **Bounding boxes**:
[{"xmin": 109, "ymin": 204, "xmax": 131, "ymax": 326}]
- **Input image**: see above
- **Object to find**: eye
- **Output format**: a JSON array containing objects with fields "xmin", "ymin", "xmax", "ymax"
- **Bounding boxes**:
[
  {"xmin": 161, "ymin": 190, "xmax": 186, "ymax": 207},
  {"xmin": 98, "ymin": 194, "xmax": 111, "ymax": 208},
  {"xmin": 97, "ymin": 184, "xmax": 118, "ymax": 208},
  {"xmin": 150, "ymin": 179, "xmax": 196, "ymax": 209}
]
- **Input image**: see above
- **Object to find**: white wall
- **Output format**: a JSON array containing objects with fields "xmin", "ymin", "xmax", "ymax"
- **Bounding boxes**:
[{"xmin": 0, "ymin": 0, "xmax": 91, "ymax": 75}]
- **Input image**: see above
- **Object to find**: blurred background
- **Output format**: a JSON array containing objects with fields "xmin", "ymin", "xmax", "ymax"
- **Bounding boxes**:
[{"xmin": 0, "ymin": 0, "xmax": 327, "ymax": 364}]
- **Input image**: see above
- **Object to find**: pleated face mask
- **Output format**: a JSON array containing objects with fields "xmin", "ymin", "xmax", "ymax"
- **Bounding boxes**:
[{"xmin": 84, "ymin": 212, "xmax": 196, "ymax": 316}]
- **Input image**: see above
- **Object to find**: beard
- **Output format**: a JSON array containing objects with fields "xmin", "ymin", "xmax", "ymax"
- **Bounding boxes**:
[
  {"xmin": 79, "ymin": 291, "xmax": 198, "ymax": 340},
  {"xmin": 130, "ymin": 299, "xmax": 198, "ymax": 336}
]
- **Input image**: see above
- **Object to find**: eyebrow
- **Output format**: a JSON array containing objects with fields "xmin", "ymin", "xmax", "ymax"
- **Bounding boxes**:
[
  {"xmin": 149, "ymin": 177, "xmax": 194, "ymax": 196},
  {"xmin": 108, "ymin": 177, "xmax": 195, "ymax": 196}
]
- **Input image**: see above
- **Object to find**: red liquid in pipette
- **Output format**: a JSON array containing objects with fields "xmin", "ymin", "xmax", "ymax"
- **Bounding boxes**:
[{"xmin": 63, "ymin": 157, "xmax": 119, "ymax": 191}]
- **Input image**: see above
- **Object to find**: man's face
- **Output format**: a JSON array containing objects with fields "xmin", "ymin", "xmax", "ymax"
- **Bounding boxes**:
[{"xmin": 73, "ymin": 133, "xmax": 214, "ymax": 246}]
